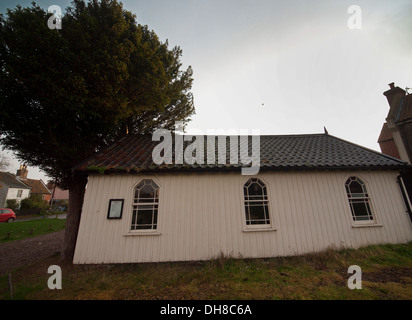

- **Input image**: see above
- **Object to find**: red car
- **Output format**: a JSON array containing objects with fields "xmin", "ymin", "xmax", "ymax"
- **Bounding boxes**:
[{"xmin": 0, "ymin": 208, "xmax": 16, "ymax": 223}]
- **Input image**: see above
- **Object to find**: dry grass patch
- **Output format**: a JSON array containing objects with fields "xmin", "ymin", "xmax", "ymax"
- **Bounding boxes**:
[{"xmin": 1, "ymin": 242, "xmax": 412, "ymax": 300}]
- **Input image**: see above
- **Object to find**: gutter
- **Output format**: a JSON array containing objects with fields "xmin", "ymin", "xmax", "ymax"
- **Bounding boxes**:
[{"xmin": 397, "ymin": 174, "xmax": 412, "ymax": 223}]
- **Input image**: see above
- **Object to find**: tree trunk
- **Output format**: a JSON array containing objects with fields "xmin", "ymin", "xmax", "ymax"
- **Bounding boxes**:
[{"xmin": 60, "ymin": 173, "xmax": 88, "ymax": 262}]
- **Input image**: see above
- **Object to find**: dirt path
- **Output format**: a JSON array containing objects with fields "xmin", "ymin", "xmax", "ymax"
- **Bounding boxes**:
[{"xmin": 0, "ymin": 230, "xmax": 65, "ymax": 276}]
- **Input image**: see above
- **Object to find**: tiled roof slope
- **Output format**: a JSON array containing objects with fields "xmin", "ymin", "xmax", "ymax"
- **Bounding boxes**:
[
  {"xmin": 20, "ymin": 179, "xmax": 51, "ymax": 195},
  {"xmin": 377, "ymin": 123, "xmax": 393, "ymax": 143},
  {"xmin": 0, "ymin": 172, "xmax": 31, "ymax": 189},
  {"xmin": 74, "ymin": 133, "xmax": 408, "ymax": 174}
]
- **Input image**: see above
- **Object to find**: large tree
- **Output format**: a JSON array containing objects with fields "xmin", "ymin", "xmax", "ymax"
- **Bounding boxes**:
[{"xmin": 0, "ymin": 0, "xmax": 195, "ymax": 261}]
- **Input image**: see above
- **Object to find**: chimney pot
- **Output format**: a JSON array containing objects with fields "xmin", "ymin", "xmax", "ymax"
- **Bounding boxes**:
[
  {"xmin": 16, "ymin": 163, "xmax": 28, "ymax": 179},
  {"xmin": 389, "ymin": 82, "xmax": 395, "ymax": 89}
]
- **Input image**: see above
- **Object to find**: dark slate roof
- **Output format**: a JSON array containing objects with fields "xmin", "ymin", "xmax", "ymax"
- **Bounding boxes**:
[
  {"xmin": 74, "ymin": 133, "xmax": 409, "ymax": 174},
  {"xmin": 0, "ymin": 172, "xmax": 31, "ymax": 189}
]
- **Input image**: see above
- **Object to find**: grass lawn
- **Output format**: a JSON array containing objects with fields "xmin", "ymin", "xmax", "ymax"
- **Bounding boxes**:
[
  {"xmin": 1, "ymin": 241, "xmax": 412, "ymax": 300},
  {"xmin": 0, "ymin": 218, "xmax": 66, "ymax": 243}
]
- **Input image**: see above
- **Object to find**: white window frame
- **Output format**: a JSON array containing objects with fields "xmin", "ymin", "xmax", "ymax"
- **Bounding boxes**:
[
  {"xmin": 128, "ymin": 178, "xmax": 161, "ymax": 235},
  {"xmin": 242, "ymin": 177, "xmax": 275, "ymax": 232},
  {"xmin": 345, "ymin": 176, "xmax": 378, "ymax": 227}
]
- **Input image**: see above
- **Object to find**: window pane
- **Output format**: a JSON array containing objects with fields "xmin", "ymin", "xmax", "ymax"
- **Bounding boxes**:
[
  {"xmin": 136, "ymin": 181, "xmax": 145, "ymax": 189},
  {"xmin": 350, "ymin": 200, "xmax": 373, "ymax": 221},
  {"xmin": 348, "ymin": 180, "xmax": 364, "ymax": 194},
  {"xmin": 138, "ymin": 185, "xmax": 157, "ymax": 202},
  {"xmin": 134, "ymin": 180, "xmax": 159, "ymax": 203},
  {"xmin": 131, "ymin": 204, "xmax": 158, "ymax": 230},
  {"xmin": 245, "ymin": 179, "xmax": 267, "ymax": 201},
  {"xmin": 137, "ymin": 206, "xmax": 153, "ymax": 224},
  {"xmin": 346, "ymin": 177, "xmax": 368, "ymax": 198},
  {"xmin": 248, "ymin": 183, "xmax": 264, "ymax": 196},
  {"xmin": 245, "ymin": 202, "xmax": 270, "ymax": 225}
]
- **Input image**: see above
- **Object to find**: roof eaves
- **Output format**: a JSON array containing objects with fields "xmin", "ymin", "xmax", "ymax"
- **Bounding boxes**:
[
  {"xmin": 83, "ymin": 163, "xmax": 411, "ymax": 176},
  {"xmin": 71, "ymin": 134, "xmax": 131, "ymax": 172}
]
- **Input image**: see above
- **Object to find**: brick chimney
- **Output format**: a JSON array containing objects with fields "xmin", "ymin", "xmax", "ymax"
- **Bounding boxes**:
[
  {"xmin": 379, "ymin": 82, "xmax": 412, "ymax": 164},
  {"xmin": 383, "ymin": 82, "xmax": 406, "ymax": 110},
  {"xmin": 16, "ymin": 164, "xmax": 28, "ymax": 179}
]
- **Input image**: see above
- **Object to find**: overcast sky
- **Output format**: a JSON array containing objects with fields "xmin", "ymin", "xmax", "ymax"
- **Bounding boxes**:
[{"xmin": 1, "ymin": 0, "xmax": 411, "ymax": 181}]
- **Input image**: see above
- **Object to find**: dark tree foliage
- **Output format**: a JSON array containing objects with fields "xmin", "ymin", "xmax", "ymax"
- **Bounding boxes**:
[{"xmin": 0, "ymin": 0, "xmax": 194, "ymax": 260}]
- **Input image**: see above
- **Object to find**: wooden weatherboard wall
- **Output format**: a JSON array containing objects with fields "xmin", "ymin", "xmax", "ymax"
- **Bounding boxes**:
[{"xmin": 73, "ymin": 170, "xmax": 412, "ymax": 264}]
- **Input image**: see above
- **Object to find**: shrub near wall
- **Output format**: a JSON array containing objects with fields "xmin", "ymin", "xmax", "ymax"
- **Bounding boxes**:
[
  {"xmin": 5, "ymin": 199, "xmax": 18, "ymax": 211},
  {"xmin": 19, "ymin": 194, "xmax": 49, "ymax": 216}
]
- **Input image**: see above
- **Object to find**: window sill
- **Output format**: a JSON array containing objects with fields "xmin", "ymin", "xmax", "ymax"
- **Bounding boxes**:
[
  {"xmin": 351, "ymin": 223, "xmax": 383, "ymax": 228},
  {"xmin": 124, "ymin": 231, "xmax": 161, "ymax": 236},
  {"xmin": 242, "ymin": 227, "xmax": 277, "ymax": 232}
]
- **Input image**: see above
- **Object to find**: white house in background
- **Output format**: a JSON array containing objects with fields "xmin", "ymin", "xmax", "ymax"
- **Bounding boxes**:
[
  {"xmin": 72, "ymin": 133, "xmax": 412, "ymax": 264},
  {"xmin": 15, "ymin": 164, "xmax": 52, "ymax": 202},
  {"xmin": 0, "ymin": 171, "xmax": 31, "ymax": 208}
]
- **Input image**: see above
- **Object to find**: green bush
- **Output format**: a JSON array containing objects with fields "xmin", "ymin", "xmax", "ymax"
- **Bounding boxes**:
[
  {"xmin": 5, "ymin": 199, "xmax": 18, "ymax": 211},
  {"xmin": 20, "ymin": 194, "xmax": 49, "ymax": 211}
]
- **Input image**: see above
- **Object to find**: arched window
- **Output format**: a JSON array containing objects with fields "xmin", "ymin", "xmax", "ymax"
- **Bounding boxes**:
[
  {"xmin": 345, "ymin": 177, "xmax": 374, "ymax": 222},
  {"xmin": 131, "ymin": 179, "xmax": 159, "ymax": 230},
  {"xmin": 243, "ymin": 178, "xmax": 270, "ymax": 225}
]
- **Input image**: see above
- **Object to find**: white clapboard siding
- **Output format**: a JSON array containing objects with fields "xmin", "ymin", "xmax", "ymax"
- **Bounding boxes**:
[{"xmin": 73, "ymin": 170, "xmax": 412, "ymax": 264}]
